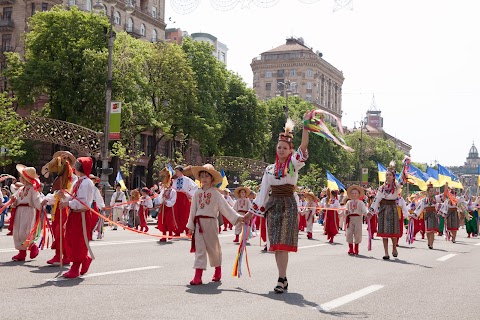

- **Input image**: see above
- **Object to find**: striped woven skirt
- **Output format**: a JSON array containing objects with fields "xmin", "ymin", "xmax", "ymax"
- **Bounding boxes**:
[
  {"xmin": 265, "ymin": 195, "xmax": 298, "ymax": 252},
  {"xmin": 377, "ymin": 200, "xmax": 402, "ymax": 238},
  {"xmin": 424, "ymin": 207, "xmax": 439, "ymax": 233},
  {"xmin": 446, "ymin": 209, "xmax": 459, "ymax": 231}
]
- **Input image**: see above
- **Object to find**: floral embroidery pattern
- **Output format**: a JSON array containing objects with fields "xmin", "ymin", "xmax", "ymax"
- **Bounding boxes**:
[
  {"xmin": 18, "ymin": 186, "xmax": 30, "ymax": 200},
  {"xmin": 198, "ymin": 192, "xmax": 212, "ymax": 209}
]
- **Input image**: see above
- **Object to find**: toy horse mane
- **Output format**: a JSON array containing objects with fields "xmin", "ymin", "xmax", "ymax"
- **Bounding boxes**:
[{"xmin": 45, "ymin": 156, "xmax": 73, "ymax": 191}]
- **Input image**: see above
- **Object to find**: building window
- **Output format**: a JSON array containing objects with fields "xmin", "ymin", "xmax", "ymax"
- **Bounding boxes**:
[
  {"xmin": 289, "ymin": 69, "xmax": 296, "ymax": 77},
  {"xmin": 140, "ymin": 24, "xmax": 146, "ymax": 36},
  {"xmin": 265, "ymin": 83, "xmax": 272, "ymax": 91},
  {"xmin": 265, "ymin": 71, "xmax": 272, "ymax": 78},
  {"xmin": 114, "ymin": 11, "xmax": 121, "ymax": 25},
  {"xmin": 41, "ymin": 3, "xmax": 48, "ymax": 11},
  {"xmin": 2, "ymin": 34, "xmax": 12, "ymax": 52},
  {"xmin": 31, "ymin": 3, "xmax": 35, "ymax": 16},
  {"xmin": 126, "ymin": 17, "xmax": 133, "ymax": 32},
  {"xmin": 306, "ymin": 94, "xmax": 312, "ymax": 102},
  {"xmin": 3, "ymin": 7, "xmax": 12, "ymax": 20},
  {"xmin": 306, "ymin": 69, "xmax": 313, "ymax": 77},
  {"xmin": 152, "ymin": 29, "xmax": 157, "ymax": 42},
  {"xmin": 68, "ymin": 0, "xmax": 76, "ymax": 6},
  {"xmin": 85, "ymin": 0, "xmax": 92, "ymax": 11},
  {"xmin": 277, "ymin": 69, "xmax": 284, "ymax": 77},
  {"xmin": 173, "ymin": 36, "xmax": 177, "ymax": 43},
  {"xmin": 152, "ymin": 6, "xmax": 157, "ymax": 18},
  {"xmin": 306, "ymin": 82, "xmax": 312, "ymax": 89}
]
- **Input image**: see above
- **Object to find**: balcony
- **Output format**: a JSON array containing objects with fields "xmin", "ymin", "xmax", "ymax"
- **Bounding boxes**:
[
  {"xmin": 1, "ymin": 46, "xmax": 13, "ymax": 53},
  {"xmin": 0, "ymin": 19, "xmax": 14, "ymax": 31}
]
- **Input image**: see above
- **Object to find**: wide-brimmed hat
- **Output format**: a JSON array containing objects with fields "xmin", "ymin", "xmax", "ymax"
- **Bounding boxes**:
[
  {"xmin": 16, "ymin": 164, "xmax": 40, "ymax": 190},
  {"xmin": 190, "ymin": 164, "xmax": 223, "ymax": 185},
  {"xmin": 347, "ymin": 185, "xmax": 364, "ymax": 199},
  {"xmin": 304, "ymin": 191, "xmax": 318, "ymax": 202},
  {"xmin": 52, "ymin": 151, "xmax": 76, "ymax": 165},
  {"xmin": 234, "ymin": 186, "xmax": 251, "ymax": 198},
  {"xmin": 89, "ymin": 174, "xmax": 100, "ymax": 184},
  {"xmin": 158, "ymin": 167, "xmax": 172, "ymax": 185}
]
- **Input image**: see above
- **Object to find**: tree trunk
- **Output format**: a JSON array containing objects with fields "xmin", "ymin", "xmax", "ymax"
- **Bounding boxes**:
[{"xmin": 146, "ymin": 129, "xmax": 164, "ymax": 187}]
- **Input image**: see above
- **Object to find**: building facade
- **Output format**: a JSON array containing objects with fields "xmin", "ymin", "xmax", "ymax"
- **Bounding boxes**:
[
  {"xmin": 190, "ymin": 32, "xmax": 227, "ymax": 65},
  {"xmin": 450, "ymin": 142, "xmax": 480, "ymax": 191},
  {"xmin": 251, "ymin": 37, "xmax": 344, "ymax": 122},
  {"xmin": 0, "ymin": 0, "xmax": 166, "ymax": 91}
]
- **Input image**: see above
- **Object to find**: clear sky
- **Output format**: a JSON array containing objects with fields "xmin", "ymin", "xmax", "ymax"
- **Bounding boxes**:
[{"xmin": 165, "ymin": 0, "xmax": 480, "ymax": 167}]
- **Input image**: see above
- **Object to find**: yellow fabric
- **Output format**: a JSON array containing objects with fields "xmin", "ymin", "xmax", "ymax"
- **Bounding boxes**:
[
  {"xmin": 218, "ymin": 175, "xmax": 228, "ymax": 191},
  {"xmin": 426, "ymin": 177, "xmax": 442, "ymax": 188},
  {"xmin": 195, "ymin": 179, "xmax": 201, "ymax": 188},
  {"xmin": 378, "ymin": 172, "xmax": 386, "ymax": 183},
  {"xmin": 52, "ymin": 194, "xmax": 60, "ymax": 222},
  {"xmin": 397, "ymin": 206, "xmax": 402, "ymax": 219},
  {"xmin": 327, "ymin": 180, "xmax": 339, "ymax": 191},
  {"xmin": 408, "ymin": 174, "xmax": 427, "ymax": 191}
]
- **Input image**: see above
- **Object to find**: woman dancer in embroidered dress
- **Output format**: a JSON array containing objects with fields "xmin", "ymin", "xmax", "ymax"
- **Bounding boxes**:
[
  {"xmin": 414, "ymin": 183, "xmax": 440, "ymax": 249},
  {"xmin": 245, "ymin": 112, "xmax": 311, "ymax": 293},
  {"xmin": 369, "ymin": 163, "xmax": 404, "ymax": 260},
  {"xmin": 440, "ymin": 188, "xmax": 465, "ymax": 243}
]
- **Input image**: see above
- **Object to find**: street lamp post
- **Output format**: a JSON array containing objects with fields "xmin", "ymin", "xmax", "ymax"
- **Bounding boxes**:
[
  {"xmin": 93, "ymin": 0, "xmax": 134, "ymax": 187},
  {"xmin": 276, "ymin": 79, "xmax": 297, "ymax": 120},
  {"xmin": 354, "ymin": 119, "xmax": 366, "ymax": 184}
]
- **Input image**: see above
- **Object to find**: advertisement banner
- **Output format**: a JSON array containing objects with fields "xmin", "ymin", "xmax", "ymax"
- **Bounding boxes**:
[{"xmin": 109, "ymin": 101, "xmax": 121, "ymax": 140}]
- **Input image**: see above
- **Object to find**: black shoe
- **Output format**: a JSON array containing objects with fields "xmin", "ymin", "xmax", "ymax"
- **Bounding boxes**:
[
  {"xmin": 392, "ymin": 251, "xmax": 398, "ymax": 258},
  {"xmin": 283, "ymin": 277, "xmax": 288, "ymax": 291},
  {"xmin": 262, "ymin": 245, "xmax": 267, "ymax": 252},
  {"xmin": 428, "ymin": 246, "xmax": 433, "ymax": 250},
  {"xmin": 113, "ymin": 228, "xmax": 117, "ymax": 230},
  {"xmin": 274, "ymin": 277, "xmax": 284, "ymax": 293},
  {"xmin": 383, "ymin": 255, "xmax": 390, "ymax": 260}
]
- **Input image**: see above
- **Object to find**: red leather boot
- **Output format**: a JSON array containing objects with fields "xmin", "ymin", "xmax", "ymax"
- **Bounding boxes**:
[
  {"xmin": 12, "ymin": 250, "xmax": 27, "ymax": 261},
  {"xmin": 212, "ymin": 266, "xmax": 221, "ymax": 282},
  {"xmin": 190, "ymin": 269, "xmax": 203, "ymax": 285},
  {"xmin": 233, "ymin": 234, "xmax": 239, "ymax": 243},
  {"xmin": 348, "ymin": 243, "xmax": 354, "ymax": 255},
  {"xmin": 80, "ymin": 256, "xmax": 92, "ymax": 275},
  {"xmin": 354, "ymin": 243, "xmax": 359, "ymax": 255},
  {"xmin": 29, "ymin": 243, "xmax": 39, "ymax": 259},
  {"xmin": 63, "ymin": 262, "xmax": 81, "ymax": 278}
]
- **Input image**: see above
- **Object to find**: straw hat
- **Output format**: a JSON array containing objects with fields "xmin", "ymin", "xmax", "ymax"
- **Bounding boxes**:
[
  {"xmin": 158, "ymin": 167, "xmax": 172, "ymax": 185},
  {"xmin": 304, "ymin": 191, "xmax": 318, "ymax": 202},
  {"xmin": 89, "ymin": 174, "xmax": 100, "ymax": 184},
  {"xmin": 347, "ymin": 185, "xmax": 364, "ymax": 199},
  {"xmin": 190, "ymin": 164, "xmax": 223, "ymax": 185},
  {"xmin": 52, "ymin": 151, "xmax": 76, "ymax": 165},
  {"xmin": 234, "ymin": 186, "xmax": 251, "ymax": 199},
  {"xmin": 16, "ymin": 164, "xmax": 40, "ymax": 189}
]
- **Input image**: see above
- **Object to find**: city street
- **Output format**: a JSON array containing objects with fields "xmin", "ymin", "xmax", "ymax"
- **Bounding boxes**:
[{"xmin": 1, "ymin": 222, "xmax": 479, "ymax": 320}]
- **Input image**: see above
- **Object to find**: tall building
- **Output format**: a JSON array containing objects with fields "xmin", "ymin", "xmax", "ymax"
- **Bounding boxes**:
[
  {"xmin": 0, "ymin": 0, "xmax": 166, "ymax": 91},
  {"xmin": 165, "ymin": 27, "xmax": 188, "ymax": 45},
  {"xmin": 449, "ymin": 142, "xmax": 480, "ymax": 191},
  {"xmin": 190, "ymin": 32, "xmax": 228, "ymax": 65},
  {"xmin": 251, "ymin": 37, "xmax": 344, "ymax": 121}
]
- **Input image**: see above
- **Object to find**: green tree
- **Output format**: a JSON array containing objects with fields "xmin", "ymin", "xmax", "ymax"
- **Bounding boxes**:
[
  {"xmin": 4, "ymin": 6, "xmax": 109, "ymax": 130},
  {"xmin": 219, "ymin": 72, "xmax": 269, "ymax": 158},
  {"xmin": 181, "ymin": 37, "xmax": 228, "ymax": 155},
  {"xmin": 0, "ymin": 94, "xmax": 26, "ymax": 166}
]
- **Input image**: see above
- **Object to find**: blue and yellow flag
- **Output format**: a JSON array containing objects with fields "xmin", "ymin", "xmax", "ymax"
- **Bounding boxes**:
[
  {"xmin": 407, "ymin": 164, "xmax": 428, "ymax": 191},
  {"xmin": 217, "ymin": 169, "xmax": 229, "ymax": 190},
  {"xmin": 438, "ymin": 164, "xmax": 463, "ymax": 189},
  {"xmin": 115, "ymin": 171, "xmax": 127, "ymax": 191},
  {"xmin": 326, "ymin": 171, "xmax": 346, "ymax": 191},
  {"xmin": 425, "ymin": 167, "xmax": 442, "ymax": 188},
  {"xmin": 377, "ymin": 162, "xmax": 387, "ymax": 183}
]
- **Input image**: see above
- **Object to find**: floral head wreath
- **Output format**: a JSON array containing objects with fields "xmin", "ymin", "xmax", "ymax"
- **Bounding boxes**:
[{"xmin": 387, "ymin": 161, "xmax": 396, "ymax": 176}]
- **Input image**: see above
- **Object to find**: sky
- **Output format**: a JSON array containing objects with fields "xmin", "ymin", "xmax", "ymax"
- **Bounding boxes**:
[{"xmin": 165, "ymin": 0, "xmax": 480, "ymax": 167}]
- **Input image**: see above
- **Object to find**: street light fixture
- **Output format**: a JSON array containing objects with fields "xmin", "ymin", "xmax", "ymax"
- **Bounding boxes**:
[
  {"xmin": 276, "ymin": 79, "xmax": 297, "ymax": 120},
  {"xmin": 354, "ymin": 118, "xmax": 367, "ymax": 185}
]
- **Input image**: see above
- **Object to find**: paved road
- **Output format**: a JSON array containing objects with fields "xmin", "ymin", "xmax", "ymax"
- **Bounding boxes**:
[{"xmin": 1, "ymin": 222, "xmax": 479, "ymax": 320}]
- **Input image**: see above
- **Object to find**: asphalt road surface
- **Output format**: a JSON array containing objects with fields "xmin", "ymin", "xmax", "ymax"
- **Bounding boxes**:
[{"xmin": 1, "ymin": 221, "xmax": 479, "ymax": 320}]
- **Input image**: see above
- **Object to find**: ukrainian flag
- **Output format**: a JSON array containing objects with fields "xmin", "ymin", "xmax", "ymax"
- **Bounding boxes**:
[
  {"xmin": 438, "ymin": 164, "xmax": 463, "ymax": 189},
  {"xmin": 115, "ymin": 171, "xmax": 127, "ymax": 191},
  {"xmin": 217, "ymin": 169, "xmax": 229, "ymax": 190},
  {"xmin": 425, "ymin": 167, "xmax": 442, "ymax": 188},
  {"xmin": 377, "ymin": 162, "xmax": 387, "ymax": 183},
  {"xmin": 326, "ymin": 171, "xmax": 346, "ymax": 191},
  {"xmin": 407, "ymin": 164, "xmax": 428, "ymax": 191}
]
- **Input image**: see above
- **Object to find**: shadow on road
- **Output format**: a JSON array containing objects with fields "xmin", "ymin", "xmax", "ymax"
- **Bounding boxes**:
[
  {"xmin": 185, "ymin": 281, "xmax": 238, "ymax": 295},
  {"xmin": 387, "ymin": 258, "xmax": 432, "ymax": 269},
  {"xmin": 19, "ymin": 276, "xmax": 85, "ymax": 289}
]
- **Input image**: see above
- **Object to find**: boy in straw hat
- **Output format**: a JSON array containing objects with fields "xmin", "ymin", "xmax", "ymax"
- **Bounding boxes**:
[
  {"xmin": 110, "ymin": 183, "xmax": 127, "ymax": 230},
  {"xmin": 59, "ymin": 157, "xmax": 96, "ymax": 278},
  {"xmin": 232, "ymin": 186, "xmax": 252, "ymax": 243},
  {"xmin": 186, "ymin": 164, "xmax": 244, "ymax": 285},
  {"xmin": 157, "ymin": 168, "xmax": 178, "ymax": 242},
  {"xmin": 302, "ymin": 191, "xmax": 318, "ymax": 240},
  {"xmin": 345, "ymin": 185, "xmax": 368, "ymax": 255},
  {"xmin": 10, "ymin": 164, "xmax": 43, "ymax": 261}
]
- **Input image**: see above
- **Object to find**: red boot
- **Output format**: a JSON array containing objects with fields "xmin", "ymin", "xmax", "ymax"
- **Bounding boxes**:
[
  {"xmin": 348, "ymin": 243, "xmax": 354, "ymax": 255},
  {"xmin": 307, "ymin": 232, "xmax": 312, "ymax": 239},
  {"xmin": 29, "ymin": 243, "xmax": 39, "ymax": 259},
  {"xmin": 190, "ymin": 269, "xmax": 203, "ymax": 285},
  {"xmin": 12, "ymin": 250, "xmax": 27, "ymax": 261},
  {"xmin": 329, "ymin": 237, "xmax": 334, "ymax": 243},
  {"xmin": 63, "ymin": 262, "xmax": 81, "ymax": 278},
  {"xmin": 354, "ymin": 243, "xmax": 359, "ymax": 255},
  {"xmin": 6, "ymin": 231, "xmax": 13, "ymax": 236},
  {"xmin": 212, "ymin": 266, "xmax": 221, "ymax": 282},
  {"xmin": 233, "ymin": 234, "xmax": 239, "ymax": 243},
  {"xmin": 80, "ymin": 256, "xmax": 92, "ymax": 275},
  {"xmin": 468, "ymin": 233, "xmax": 471, "ymax": 238},
  {"xmin": 144, "ymin": 226, "xmax": 149, "ymax": 233}
]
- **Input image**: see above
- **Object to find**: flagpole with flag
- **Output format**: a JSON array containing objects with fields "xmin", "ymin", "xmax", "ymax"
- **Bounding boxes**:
[
  {"xmin": 377, "ymin": 162, "xmax": 387, "ymax": 184},
  {"xmin": 326, "ymin": 171, "xmax": 346, "ymax": 191},
  {"xmin": 115, "ymin": 171, "xmax": 127, "ymax": 191}
]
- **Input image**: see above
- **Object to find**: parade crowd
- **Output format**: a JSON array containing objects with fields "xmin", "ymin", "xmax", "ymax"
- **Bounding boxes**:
[{"xmin": 1, "ymin": 110, "xmax": 479, "ymax": 293}]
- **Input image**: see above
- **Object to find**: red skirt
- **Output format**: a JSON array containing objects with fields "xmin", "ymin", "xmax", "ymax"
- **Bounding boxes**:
[
  {"xmin": 298, "ymin": 214, "xmax": 307, "ymax": 230},
  {"xmin": 65, "ymin": 211, "xmax": 91, "ymax": 263},
  {"xmin": 413, "ymin": 218, "xmax": 425, "ymax": 236},
  {"xmin": 138, "ymin": 206, "xmax": 148, "ymax": 228},
  {"xmin": 174, "ymin": 192, "xmax": 190, "ymax": 233},
  {"xmin": 324, "ymin": 210, "xmax": 339, "ymax": 238},
  {"xmin": 157, "ymin": 205, "xmax": 177, "ymax": 233},
  {"xmin": 369, "ymin": 214, "xmax": 378, "ymax": 235}
]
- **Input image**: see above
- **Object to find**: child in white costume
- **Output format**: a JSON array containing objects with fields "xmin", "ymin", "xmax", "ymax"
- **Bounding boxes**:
[
  {"xmin": 187, "ymin": 164, "xmax": 244, "ymax": 285},
  {"xmin": 345, "ymin": 185, "xmax": 368, "ymax": 255}
]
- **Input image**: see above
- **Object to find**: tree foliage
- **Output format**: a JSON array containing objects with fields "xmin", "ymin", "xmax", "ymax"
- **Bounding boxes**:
[
  {"xmin": 0, "ymin": 94, "xmax": 26, "ymax": 166},
  {"xmin": 5, "ymin": 6, "xmax": 109, "ymax": 130}
]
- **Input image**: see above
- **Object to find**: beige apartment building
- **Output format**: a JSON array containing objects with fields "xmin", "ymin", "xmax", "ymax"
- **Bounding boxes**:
[
  {"xmin": 0, "ymin": 0, "xmax": 166, "ymax": 90},
  {"xmin": 251, "ymin": 37, "xmax": 344, "ymax": 122}
]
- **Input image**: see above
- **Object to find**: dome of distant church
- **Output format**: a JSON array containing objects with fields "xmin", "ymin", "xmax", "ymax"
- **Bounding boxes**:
[{"xmin": 468, "ymin": 142, "xmax": 479, "ymax": 159}]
